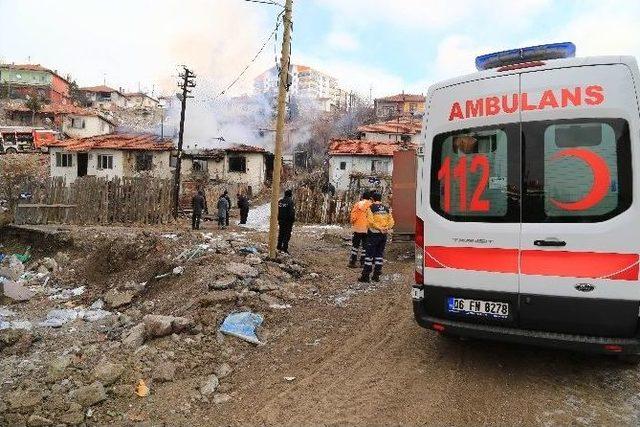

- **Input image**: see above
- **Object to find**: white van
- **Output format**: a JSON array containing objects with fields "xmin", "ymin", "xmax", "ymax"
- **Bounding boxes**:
[{"xmin": 413, "ymin": 43, "xmax": 640, "ymax": 354}]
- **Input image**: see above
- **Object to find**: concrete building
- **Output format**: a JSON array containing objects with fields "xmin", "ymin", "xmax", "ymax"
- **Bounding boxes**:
[
  {"xmin": 357, "ymin": 117, "xmax": 422, "ymax": 144},
  {"xmin": 43, "ymin": 133, "xmax": 173, "ymax": 183},
  {"xmin": 0, "ymin": 63, "xmax": 71, "ymax": 104},
  {"xmin": 125, "ymin": 92, "xmax": 159, "ymax": 109},
  {"xmin": 328, "ymin": 139, "xmax": 412, "ymax": 191},
  {"xmin": 374, "ymin": 93, "xmax": 426, "ymax": 119},
  {"xmin": 254, "ymin": 64, "xmax": 342, "ymax": 112},
  {"xmin": 182, "ymin": 144, "xmax": 270, "ymax": 193},
  {"xmin": 62, "ymin": 113, "xmax": 116, "ymax": 139},
  {"xmin": 79, "ymin": 85, "xmax": 127, "ymax": 110}
]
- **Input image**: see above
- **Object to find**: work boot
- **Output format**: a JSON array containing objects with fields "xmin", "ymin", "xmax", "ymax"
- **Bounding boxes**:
[
  {"xmin": 359, "ymin": 256, "xmax": 366, "ymax": 267},
  {"xmin": 371, "ymin": 272, "xmax": 380, "ymax": 282},
  {"xmin": 348, "ymin": 256, "xmax": 357, "ymax": 268},
  {"xmin": 358, "ymin": 273, "xmax": 370, "ymax": 283}
]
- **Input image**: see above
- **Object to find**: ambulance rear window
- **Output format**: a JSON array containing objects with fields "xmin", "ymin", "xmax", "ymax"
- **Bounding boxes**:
[
  {"xmin": 523, "ymin": 119, "xmax": 631, "ymax": 222},
  {"xmin": 430, "ymin": 124, "xmax": 520, "ymax": 222}
]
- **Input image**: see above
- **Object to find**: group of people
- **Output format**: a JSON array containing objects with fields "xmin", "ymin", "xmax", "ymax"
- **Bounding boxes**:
[
  {"xmin": 190, "ymin": 189, "xmax": 251, "ymax": 230},
  {"xmin": 349, "ymin": 190, "xmax": 394, "ymax": 283}
]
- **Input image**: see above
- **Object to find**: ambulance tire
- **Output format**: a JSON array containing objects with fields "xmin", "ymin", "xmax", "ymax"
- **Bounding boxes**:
[
  {"xmin": 616, "ymin": 354, "xmax": 640, "ymax": 365},
  {"xmin": 5, "ymin": 147, "xmax": 17, "ymax": 154}
]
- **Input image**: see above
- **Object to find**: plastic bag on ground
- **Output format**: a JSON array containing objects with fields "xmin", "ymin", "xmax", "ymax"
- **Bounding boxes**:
[{"xmin": 219, "ymin": 311, "xmax": 264, "ymax": 345}]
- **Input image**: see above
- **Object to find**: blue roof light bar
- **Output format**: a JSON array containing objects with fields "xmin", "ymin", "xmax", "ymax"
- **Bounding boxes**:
[{"xmin": 475, "ymin": 42, "xmax": 576, "ymax": 71}]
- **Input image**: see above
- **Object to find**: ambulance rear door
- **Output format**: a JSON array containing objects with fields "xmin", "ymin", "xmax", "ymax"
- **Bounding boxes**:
[
  {"xmin": 423, "ymin": 74, "xmax": 521, "ymax": 326},
  {"xmin": 519, "ymin": 63, "xmax": 640, "ymax": 337}
]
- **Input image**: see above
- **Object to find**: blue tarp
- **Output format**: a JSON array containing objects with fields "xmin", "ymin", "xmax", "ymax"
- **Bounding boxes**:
[{"xmin": 219, "ymin": 311, "xmax": 264, "ymax": 345}]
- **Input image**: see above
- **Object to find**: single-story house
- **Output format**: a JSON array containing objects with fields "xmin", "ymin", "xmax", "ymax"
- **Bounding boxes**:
[
  {"xmin": 43, "ymin": 133, "xmax": 174, "ymax": 183},
  {"xmin": 328, "ymin": 139, "xmax": 414, "ymax": 191},
  {"xmin": 79, "ymin": 85, "xmax": 127, "ymax": 109},
  {"xmin": 181, "ymin": 144, "xmax": 270, "ymax": 193},
  {"xmin": 357, "ymin": 116, "xmax": 422, "ymax": 144},
  {"xmin": 125, "ymin": 92, "xmax": 159, "ymax": 109},
  {"xmin": 62, "ymin": 111, "xmax": 116, "ymax": 139}
]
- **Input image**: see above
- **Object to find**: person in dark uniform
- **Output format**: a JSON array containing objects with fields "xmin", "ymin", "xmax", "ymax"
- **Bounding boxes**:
[
  {"xmin": 277, "ymin": 189, "xmax": 296, "ymax": 253},
  {"xmin": 191, "ymin": 190, "xmax": 207, "ymax": 230},
  {"xmin": 359, "ymin": 192, "xmax": 394, "ymax": 283},
  {"xmin": 222, "ymin": 190, "xmax": 232, "ymax": 226},
  {"xmin": 237, "ymin": 192, "xmax": 250, "ymax": 225}
]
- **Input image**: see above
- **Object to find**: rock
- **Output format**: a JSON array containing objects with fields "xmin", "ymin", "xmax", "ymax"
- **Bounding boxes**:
[
  {"xmin": 111, "ymin": 384, "xmax": 132, "ymax": 398},
  {"xmin": 40, "ymin": 257, "xmax": 58, "ymax": 272},
  {"xmin": 53, "ymin": 252, "xmax": 71, "ymax": 266},
  {"xmin": 200, "ymin": 374, "xmax": 219, "ymax": 396},
  {"xmin": 0, "ymin": 329, "xmax": 26, "ymax": 351},
  {"xmin": 260, "ymin": 294, "xmax": 284, "ymax": 307},
  {"xmin": 59, "ymin": 402, "xmax": 84, "ymax": 425},
  {"xmin": 7, "ymin": 389, "xmax": 43, "ymax": 411},
  {"xmin": 124, "ymin": 281, "xmax": 146, "ymax": 293},
  {"xmin": 245, "ymin": 255, "xmax": 262, "ymax": 265},
  {"xmin": 4, "ymin": 331, "xmax": 33, "ymax": 355},
  {"xmin": 104, "ymin": 289, "xmax": 135, "ymax": 309},
  {"xmin": 141, "ymin": 300, "xmax": 155, "ymax": 312},
  {"xmin": 225, "ymin": 262, "xmax": 259, "ymax": 278},
  {"xmin": 47, "ymin": 356, "xmax": 73, "ymax": 381},
  {"xmin": 27, "ymin": 414, "xmax": 53, "ymax": 426},
  {"xmin": 69, "ymin": 381, "xmax": 107, "ymax": 407},
  {"xmin": 0, "ymin": 255, "xmax": 24, "ymax": 280},
  {"xmin": 210, "ymin": 276, "xmax": 236, "ymax": 290},
  {"xmin": 143, "ymin": 315, "xmax": 172, "ymax": 337},
  {"xmin": 153, "ymin": 361, "xmax": 176, "ymax": 382},
  {"xmin": 122, "ymin": 323, "xmax": 146, "ymax": 349},
  {"xmin": 39, "ymin": 309, "xmax": 78, "ymax": 328},
  {"xmin": 171, "ymin": 316, "xmax": 192, "ymax": 333},
  {"xmin": 213, "ymin": 393, "xmax": 232, "ymax": 404},
  {"xmin": 93, "ymin": 361, "xmax": 125, "ymax": 385},
  {"xmin": 214, "ymin": 363, "xmax": 233, "ymax": 379},
  {"xmin": 173, "ymin": 266, "xmax": 185, "ymax": 275},
  {"xmin": 90, "ymin": 299, "xmax": 105, "ymax": 309},
  {"xmin": 200, "ymin": 290, "xmax": 237, "ymax": 306},
  {"xmin": 3, "ymin": 280, "xmax": 34, "ymax": 302},
  {"xmin": 251, "ymin": 279, "xmax": 279, "ymax": 292},
  {"xmin": 4, "ymin": 414, "xmax": 26, "ymax": 426}
]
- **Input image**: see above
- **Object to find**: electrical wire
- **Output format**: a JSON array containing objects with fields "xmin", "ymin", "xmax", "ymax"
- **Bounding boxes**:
[
  {"xmin": 243, "ymin": 0, "xmax": 284, "ymax": 6},
  {"xmin": 215, "ymin": 9, "xmax": 285, "ymax": 98}
]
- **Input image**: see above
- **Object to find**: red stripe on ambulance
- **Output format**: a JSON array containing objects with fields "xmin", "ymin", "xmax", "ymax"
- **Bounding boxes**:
[{"xmin": 425, "ymin": 246, "xmax": 639, "ymax": 280}]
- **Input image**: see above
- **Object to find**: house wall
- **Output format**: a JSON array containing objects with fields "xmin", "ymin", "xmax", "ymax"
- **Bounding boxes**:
[
  {"xmin": 122, "ymin": 151, "xmax": 172, "ymax": 179},
  {"xmin": 62, "ymin": 115, "xmax": 114, "ymax": 138},
  {"xmin": 86, "ymin": 92, "xmax": 127, "ymax": 109},
  {"xmin": 127, "ymin": 95, "xmax": 158, "ymax": 109},
  {"xmin": 181, "ymin": 152, "xmax": 265, "ymax": 190},
  {"xmin": 49, "ymin": 148, "xmax": 79, "ymax": 183},
  {"xmin": 363, "ymin": 132, "xmax": 421, "ymax": 144},
  {"xmin": 329, "ymin": 155, "xmax": 393, "ymax": 191},
  {"xmin": 51, "ymin": 74, "xmax": 70, "ymax": 99}
]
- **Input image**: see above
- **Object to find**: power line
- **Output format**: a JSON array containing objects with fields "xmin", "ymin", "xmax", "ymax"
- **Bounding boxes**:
[
  {"xmin": 243, "ymin": 0, "xmax": 284, "ymax": 6},
  {"xmin": 216, "ymin": 9, "xmax": 285, "ymax": 97}
]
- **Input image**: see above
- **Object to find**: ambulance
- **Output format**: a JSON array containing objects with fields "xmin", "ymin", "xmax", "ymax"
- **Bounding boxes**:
[{"xmin": 412, "ymin": 42, "xmax": 640, "ymax": 355}]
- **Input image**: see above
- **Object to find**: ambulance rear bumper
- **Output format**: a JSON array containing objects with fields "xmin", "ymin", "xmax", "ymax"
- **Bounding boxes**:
[{"xmin": 412, "ymin": 291, "xmax": 640, "ymax": 355}]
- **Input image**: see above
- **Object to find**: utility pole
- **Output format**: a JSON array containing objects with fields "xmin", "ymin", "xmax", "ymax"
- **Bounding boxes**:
[
  {"xmin": 268, "ymin": 0, "xmax": 293, "ymax": 258},
  {"xmin": 173, "ymin": 66, "xmax": 196, "ymax": 219}
]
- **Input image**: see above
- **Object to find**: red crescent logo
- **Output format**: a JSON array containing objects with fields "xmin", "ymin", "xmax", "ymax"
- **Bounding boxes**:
[{"xmin": 550, "ymin": 148, "xmax": 611, "ymax": 211}]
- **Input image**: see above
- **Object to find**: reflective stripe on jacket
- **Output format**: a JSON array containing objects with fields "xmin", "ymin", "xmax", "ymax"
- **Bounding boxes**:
[{"xmin": 350, "ymin": 199, "xmax": 372, "ymax": 233}]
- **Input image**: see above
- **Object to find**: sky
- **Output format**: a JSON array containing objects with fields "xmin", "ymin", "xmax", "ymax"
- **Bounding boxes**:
[{"xmin": 1, "ymin": 0, "xmax": 640, "ymax": 99}]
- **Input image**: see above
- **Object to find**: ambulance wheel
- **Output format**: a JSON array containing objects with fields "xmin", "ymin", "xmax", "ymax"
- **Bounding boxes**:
[
  {"xmin": 5, "ymin": 147, "xmax": 17, "ymax": 154},
  {"xmin": 616, "ymin": 354, "xmax": 640, "ymax": 365}
]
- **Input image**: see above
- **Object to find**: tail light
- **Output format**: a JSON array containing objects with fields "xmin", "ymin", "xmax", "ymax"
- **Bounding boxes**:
[
  {"xmin": 603, "ymin": 344, "xmax": 623, "ymax": 353},
  {"xmin": 415, "ymin": 216, "xmax": 424, "ymax": 284}
]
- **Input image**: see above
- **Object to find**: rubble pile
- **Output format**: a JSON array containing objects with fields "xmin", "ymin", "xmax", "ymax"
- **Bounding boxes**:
[{"xmin": 0, "ymin": 227, "xmax": 319, "ymax": 425}]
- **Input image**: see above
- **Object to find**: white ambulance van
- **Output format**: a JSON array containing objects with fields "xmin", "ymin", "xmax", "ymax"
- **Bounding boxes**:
[{"xmin": 413, "ymin": 43, "xmax": 640, "ymax": 354}]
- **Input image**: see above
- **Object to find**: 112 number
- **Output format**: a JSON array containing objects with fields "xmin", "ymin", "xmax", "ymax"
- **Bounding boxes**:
[{"xmin": 437, "ymin": 155, "xmax": 490, "ymax": 213}]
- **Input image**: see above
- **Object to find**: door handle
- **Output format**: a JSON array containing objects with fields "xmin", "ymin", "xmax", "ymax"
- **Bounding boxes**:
[{"xmin": 534, "ymin": 239, "xmax": 566, "ymax": 247}]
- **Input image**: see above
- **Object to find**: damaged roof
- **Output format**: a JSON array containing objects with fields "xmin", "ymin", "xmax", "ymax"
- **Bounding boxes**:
[
  {"xmin": 124, "ymin": 92, "xmax": 159, "ymax": 102},
  {"xmin": 357, "ymin": 117, "xmax": 422, "ymax": 135},
  {"xmin": 328, "ymin": 139, "xmax": 413, "ymax": 157},
  {"xmin": 184, "ymin": 144, "xmax": 268, "ymax": 157},
  {"xmin": 376, "ymin": 93, "xmax": 426, "ymax": 103},
  {"xmin": 44, "ymin": 133, "xmax": 173, "ymax": 152},
  {"xmin": 226, "ymin": 143, "xmax": 267, "ymax": 153},
  {"xmin": 79, "ymin": 85, "xmax": 124, "ymax": 95}
]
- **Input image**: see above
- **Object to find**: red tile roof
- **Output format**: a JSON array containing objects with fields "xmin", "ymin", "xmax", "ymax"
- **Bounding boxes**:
[
  {"xmin": 357, "ymin": 117, "xmax": 422, "ymax": 135},
  {"xmin": 43, "ymin": 133, "xmax": 173, "ymax": 152},
  {"xmin": 376, "ymin": 93, "xmax": 425, "ymax": 103},
  {"xmin": 328, "ymin": 139, "xmax": 413, "ymax": 157},
  {"xmin": 79, "ymin": 85, "xmax": 123, "ymax": 95},
  {"xmin": 0, "ymin": 63, "xmax": 70, "ymax": 83},
  {"xmin": 226, "ymin": 143, "xmax": 267, "ymax": 153}
]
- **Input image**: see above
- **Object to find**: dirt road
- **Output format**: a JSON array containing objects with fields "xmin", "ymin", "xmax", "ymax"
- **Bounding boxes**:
[{"xmin": 194, "ymin": 238, "xmax": 640, "ymax": 426}]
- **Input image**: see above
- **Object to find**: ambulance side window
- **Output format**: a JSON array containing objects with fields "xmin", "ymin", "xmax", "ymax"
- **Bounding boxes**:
[
  {"xmin": 430, "ymin": 124, "xmax": 520, "ymax": 222},
  {"xmin": 523, "ymin": 119, "xmax": 631, "ymax": 222}
]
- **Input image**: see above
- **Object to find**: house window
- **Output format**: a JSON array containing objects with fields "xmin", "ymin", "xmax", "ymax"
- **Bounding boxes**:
[
  {"xmin": 371, "ymin": 159, "xmax": 389, "ymax": 173},
  {"xmin": 170, "ymin": 155, "xmax": 178, "ymax": 168},
  {"xmin": 339, "ymin": 161, "xmax": 347, "ymax": 170},
  {"xmin": 55, "ymin": 152, "xmax": 73, "ymax": 167},
  {"xmin": 97, "ymin": 154, "xmax": 113, "ymax": 170},
  {"xmin": 70, "ymin": 118, "xmax": 85, "ymax": 129},
  {"xmin": 135, "ymin": 153, "xmax": 153, "ymax": 171},
  {"xmin": 228, "ymin": 156, "xmax": 247, "ymax": 173},
  {"xmin": 192, "ymin": 159, "xmax": 208, "ymax": 172}
]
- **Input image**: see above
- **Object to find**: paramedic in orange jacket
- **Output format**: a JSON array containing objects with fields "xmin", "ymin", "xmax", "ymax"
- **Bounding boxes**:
[
  {"xmin": 349, "ymin": 190, "xmax": 372, "ymax": 267},
  {"xmin": 359, "ymin": 192, "xmax": 394, "ymax": 283}
]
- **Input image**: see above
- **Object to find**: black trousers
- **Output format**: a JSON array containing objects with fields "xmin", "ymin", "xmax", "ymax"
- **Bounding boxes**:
[
  {"xmin": 192, "ymin": 212, "xmax": 201, "ymax": 230},
  {"xmin": 225, "ymin": 211, "xmax": 230, "ymax": 226},
  {"xmin": 362, "ymin": 232, "xmax": 387, "ymax": 277},
  {"xmin": 239, "ymin": 207, "xmax": 249, "ymax": 224},
  {"xmin": 350, "ymin": 232, "xmax": 368, "ymax": 264},
  {"xmin": 277, "ymin": 222, "xmax": 293, "ymax": 252}
]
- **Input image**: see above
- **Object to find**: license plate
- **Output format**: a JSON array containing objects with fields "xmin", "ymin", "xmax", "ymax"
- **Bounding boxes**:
[{"xmin": 447, "ymin": 297, "xmax": 509, "ymax": 318}]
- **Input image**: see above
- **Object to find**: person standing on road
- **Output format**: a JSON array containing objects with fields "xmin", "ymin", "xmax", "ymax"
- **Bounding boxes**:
[
  {"xmin": 217, "ymin": 193, "xmax": 230, "ymax": 229},
  {"xmin": 277, "ymin": 189, "xmax": 296, "ymax": 254},
  {"xmin": 223, "ymin": 190, "xmax": 232, "ymax": 227},
  {"xmin": 191, "ymin": 189, "xmax": 207, "ymax": 230},
  {"xmin": 237, "ymin": 192, "xmax": 250, "ymax": 225},
  {"xmin": 359, "ymin": 192, "xmax": 394, "ymax": 283},
  {"xmin": 348, "ymin": 190, "xmax": 372, "ymax": 268}
]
